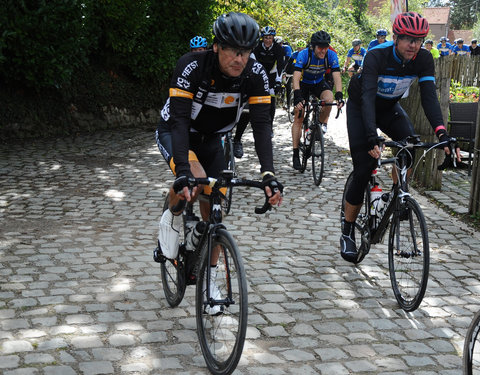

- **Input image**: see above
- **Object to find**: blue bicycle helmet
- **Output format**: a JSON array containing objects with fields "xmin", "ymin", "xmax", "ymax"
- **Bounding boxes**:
[
  {"xmin": 376, "ymin": 29, "xmax": 387, "ymax": 37},
  {"xmin": 190, "ymin": 36, "xmax": 207, "ymax": 49},
  {"xmin": 261, "ymin": 26, "xmax": 276, "ymax": 37}
]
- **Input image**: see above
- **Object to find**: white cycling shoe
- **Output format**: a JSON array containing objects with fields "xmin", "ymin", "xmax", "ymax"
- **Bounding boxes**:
[
  {"xmin": 158, "ymin": 209, "xmax": 182, "ymax": 259},
  {"xmin": 203, "ymin": 266, "xmax": 224, "ymax": 316}
]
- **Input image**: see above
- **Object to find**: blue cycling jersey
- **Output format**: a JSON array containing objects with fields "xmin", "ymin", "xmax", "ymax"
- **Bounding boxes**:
[
  {"xmin": 437, "ymin": 42, "xmax": 452, "ymax": 56},
  {"xmin": 283, "ymin": 44, "xmax": 293, "ymax": 58},
  {"xmin": 293, "ymin": 48, "xmax": 339, "ymax": 84},
  {"xmin": 451, "ymin": 44, "xmax": 469, "ymax": 55},
  {"xmin": 367, "ymin": 39, "xmax": 388, "ymax": 50},
  {"xmin": 347, "ymin": 47, "xmax": 366, "ymax": 64}
]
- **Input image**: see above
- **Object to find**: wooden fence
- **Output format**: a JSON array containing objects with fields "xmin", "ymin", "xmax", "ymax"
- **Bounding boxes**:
[{"xmin": 401, "ymin": 55, "xmax": 480, "ymax": 215}]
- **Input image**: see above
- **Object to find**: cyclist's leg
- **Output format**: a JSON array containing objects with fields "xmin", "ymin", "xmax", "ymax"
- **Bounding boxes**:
[
  {"xmin": 341, "ymin": 100, "xmax": 377, "ymax": 260},
  {"xmin": 316, "ymin": 80, "xmax": 334, "ymax": 125},
  {"xmin": 233, "ymin": 108, "xmax": 249, "ymax": 158},
  {"xmin": 292, "ymin": 83, "xmax": 310, "ymax": 169}
]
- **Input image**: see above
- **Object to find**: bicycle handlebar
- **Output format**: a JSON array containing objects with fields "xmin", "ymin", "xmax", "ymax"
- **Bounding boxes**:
[
  {"xmin": 297, "ymin": 99, "xmax": 343, "ymax": 119},
  {"xmin": 173, "ymin": 175, "xmax": 275, "ymax": 214}
]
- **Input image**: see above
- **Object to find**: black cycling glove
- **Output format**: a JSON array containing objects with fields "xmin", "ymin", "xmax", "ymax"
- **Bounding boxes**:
[
  {"xmin": 173, "ymin": 175, "xmax": 190, "ymax": 194},
  {"xmin": 367, "ymin": 135, "xmax": 381, "ymax": 150},
  {"xmin": 293, "ymin": 90, "xmax": 304, "ymax": 106},
  {"xmin": 262, "ymin": 174, "xmax": 284, "ymax": 196},
  {"xmin": 335, "ymin": 91, "xmax": 345, "ymax": 106},
  {"xmin": 274, "ymin": 82, "xmax": 282, "ymax": 94}
]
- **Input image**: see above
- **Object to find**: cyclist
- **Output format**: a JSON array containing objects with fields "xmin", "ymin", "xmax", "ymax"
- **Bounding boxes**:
[
  {"xmin": 470, "ymin": 39, "xmax": 480, "ymax": 56},
  {"xmin": 451, "ymin": 38, "xmax": 470, "ymax": 56},
  {"xmin": 282, "ymin": 39, "xmax": 307, "ymax": 113},
  {"xmin": 437, "ymin": 36, "xmax": 452, "ymax": 56},
  {"xmin": 291, "ymin": 30, "xmax": 344, "ymax": 170},
  {"xmin": 367, "ymin": 29, "xmax": 388, "ymax": 50},
  {"xmin": 190, "ymin": 36, "xmax": 208, "ymax": 52},
  {"xmin": 340, "ymin": 12, "xmax": 460, "ymax": 263},
  {"xmin": 423, "ymin": 39, "xmax": 440, "ymax": 58},
  {"xmin": 342, "ymin": 39, "xmax": 366, "ymax": 77},
  {"xmin": 233, "ymin": 26, "xmax": 285, "ymax": 157},
  {"xmin": 156, "ymin": 12, "xmax": 283, "ymax": 312}
]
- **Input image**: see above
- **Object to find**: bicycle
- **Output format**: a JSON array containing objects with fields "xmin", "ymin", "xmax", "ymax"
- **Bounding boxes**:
[
  {"xmin": 221, "ymin": 131, "xmax": 235, "ymax": 215},
  {"xmin": 298, "ymin": 97, "xmax": 341, "ymax": 186},
  {"xmin": 464, "ymin": 309, "xmax": 480, "ymax": 374},
  {"xmin": 153, "ymin": 171, "xmax": 275, "ymax": 375},
  {"xmin": 340, "ymin": 135, "xmax": 455, "ymax": 312}
]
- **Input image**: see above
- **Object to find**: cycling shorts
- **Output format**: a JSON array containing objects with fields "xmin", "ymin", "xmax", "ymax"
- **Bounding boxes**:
[
  {"xmin": 345, "ymin": 99, "xmax": 415, "ymax": 205},
  {"xmin": 156, "ymin": 123, "xmax": 227, "ymax": 195},
  {"xmin": 299, "ymin": 80, "xmax": 332, "ymax": 101}
]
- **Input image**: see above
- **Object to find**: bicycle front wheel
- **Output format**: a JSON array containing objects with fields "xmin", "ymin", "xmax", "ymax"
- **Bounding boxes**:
[
  {"xmin": 196, "ymin": 229, "xmax": 248, "ymax": 375},
  {"xmin": 311, "ymin": 123, "xmax": 325, "ymax": 186},
  {"xmin": 464, "ymin": 310, "xmax": 480, "ymax": 375},
  {"xmin": 388, "ymin": 196, "xmax": 429, "ymax": 312},
  {"xmin": 222, "ymin": 136, "xmax": 235, "ymax": 215},
  {"xmin": 287, "ymin": 90, "xmax": 294, "ymax": 123},
  {"xmin": 160, "ymin": 193, "xmax": 187, "ymax": 307}
]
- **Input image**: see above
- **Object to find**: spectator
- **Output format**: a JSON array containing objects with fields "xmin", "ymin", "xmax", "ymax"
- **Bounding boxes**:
[
  {"xmin": 424, "ymin": 39, "xmax": 440, "ymax": 58},
  {"xmin": 470, "ymin": 39, "xmax": 480, "ymax": 56}
]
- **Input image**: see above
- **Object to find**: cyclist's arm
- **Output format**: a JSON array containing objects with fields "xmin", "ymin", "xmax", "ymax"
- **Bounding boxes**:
[
  {"xmin": 248, "ymin": 62, "xmax": 275, "ymax": 175},
  {"xmin": 359, "ymin": 52, "xmax": 381, "ymax": 143},
  {"xmin": 343, "ymin": 56, "xmax": 351, "ymax": 71},
  {"xmin": 169, "ymin": 54, "xmax": 201, "ymax": 178},
  {"xmin": 292, "ymin": 70, "xmax": 301, "ymax": 90}
]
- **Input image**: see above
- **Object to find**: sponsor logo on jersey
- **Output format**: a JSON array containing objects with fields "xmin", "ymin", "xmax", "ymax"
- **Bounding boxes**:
[
  {"xmin": 176, "ymin": 77, "xmax": 190, "ymax": 90},
  {"xmin": 182, "ymin": 61, "xmax": 198, "ymax": 78}
]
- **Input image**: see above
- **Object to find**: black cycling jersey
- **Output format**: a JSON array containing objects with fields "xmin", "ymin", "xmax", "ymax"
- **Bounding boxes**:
[
  {"xmin": 348, "ymin": 41, "xmax": 444, "ymax": 141},
  {"xmin": 253, "ymin": 42, "xmax": 285, "ymax": 86},
  {"xmin": 159, "ymin": 50, "xmax": 273, "ymax": 177}
]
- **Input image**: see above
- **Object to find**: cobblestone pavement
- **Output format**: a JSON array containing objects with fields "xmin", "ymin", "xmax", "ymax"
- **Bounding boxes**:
[{"xmin": 1, "ymin": 108, "xmax": 479, "ymax": 375}]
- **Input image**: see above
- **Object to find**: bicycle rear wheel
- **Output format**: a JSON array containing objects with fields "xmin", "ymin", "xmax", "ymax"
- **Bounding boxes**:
[
  {"xmin": 311, "ymin": 123, "xmax": 325, "ymax": 186},
  {"xmin": 196, "ymin": 229, "xmax": 247, "ymax": 375},
  {"xmin": 222, "ymin": 135, "xmax": 235, "ymax": 215},
  {"xmin": 388, "ymin": 196, "xmax": 429, "ymax": 312},
  {"xmin": 340, "ymin": 171, "xmax": 371, "ymax": 264},
  {"xmin": 464, "ymin": 310, "xmax": 480, "ymax": 375},
  {"xmin": 159, "ymin": 193, "xmax": 187, "ymax": 307}
]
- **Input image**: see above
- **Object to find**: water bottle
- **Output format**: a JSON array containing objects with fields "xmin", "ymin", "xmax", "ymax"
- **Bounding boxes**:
[
  {"xmin": 305, "ymin": 127, "xmax": 311, "ymax": 145},
  {"xmin": 370, "ymin": 184, "xmax": 383, "ymax": 216},
  {"xmin": 186, "ymin": 221, "xmax": 207, "ymax": 251},
  {"xmin": 184, "ymin": 219, "xmax": 198, "ymax": 251}
]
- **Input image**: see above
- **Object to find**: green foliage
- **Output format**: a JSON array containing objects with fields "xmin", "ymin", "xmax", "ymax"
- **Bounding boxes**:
[
  {"xmin": 450, "ymin": 0, "xmax": 478, "ymax": 29},
  {"xmin": 0, "ymin": 0, "xmax": 90, "ymax": 88},
  {"xmin": 450, "ymin": 80, "xmax": 479, "ymax": 102}
]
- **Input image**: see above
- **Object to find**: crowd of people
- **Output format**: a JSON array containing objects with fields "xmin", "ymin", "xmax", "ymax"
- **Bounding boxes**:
[{"xmin": 155, "ymin": 11, "xmax": 461, "ymax": 292}]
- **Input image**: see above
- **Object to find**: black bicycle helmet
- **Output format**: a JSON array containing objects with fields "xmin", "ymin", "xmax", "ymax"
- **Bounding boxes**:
[
  {"xmin": 311, "ymin": 30, "xmax": 331, "ymax": 47},
  {"xmin": 472, "ymin": 39, "xmax": 478, "ymax": 44},
  {"xmin": 424, "ymin": 39, "xmax": 433, "ymax": 45},
  {"xmin": 213, "ymin": 12, "xmax": 259, "ymax": 49},
  {"xmin": 457, "ymin": 38, "xmax": 464, "ymax": 44},
  {"xmin": 352, "ymin": 39, "xmax": 362, "ymax": 47}
]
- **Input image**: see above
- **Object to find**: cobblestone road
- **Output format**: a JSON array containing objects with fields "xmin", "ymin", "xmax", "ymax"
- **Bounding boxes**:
[{"xmin": 1, "ymin": 109, "xmax": 479, "ymax": 374}]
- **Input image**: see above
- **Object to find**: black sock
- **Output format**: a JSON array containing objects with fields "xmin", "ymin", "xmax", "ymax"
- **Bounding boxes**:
[
  {"xmin": 293, "ymin": 148, "xmax": 299, "ymax": 157},
  {"xmin": 342, "ymin": 220, "xmax": 355, "ymax": 237}
]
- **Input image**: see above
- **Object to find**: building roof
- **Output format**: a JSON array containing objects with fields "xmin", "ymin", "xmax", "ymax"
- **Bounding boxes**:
[
  {"xmin": 422, "ymin": 7, "xmax": 450, "ymax": 24},
  {"xmin": 451, "ymin": 30, "xmax": 474, "ymax": 43}
]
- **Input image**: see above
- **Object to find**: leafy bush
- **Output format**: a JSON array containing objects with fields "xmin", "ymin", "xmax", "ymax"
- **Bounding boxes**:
[
  {"xmin": 0, "ymin": 0, "xmax": 90, "ymax": 88},
  {"xmin": 450, "ymin": 80, "xmax": 480, "ymax": 102}
]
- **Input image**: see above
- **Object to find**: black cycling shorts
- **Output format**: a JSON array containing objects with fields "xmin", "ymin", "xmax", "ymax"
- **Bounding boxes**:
[
  {"xmin": 299, "ymin": 80, "xmax": 332, "ymax": 100},
  {"xmin": 156, "ymin": 121, "xmax": 226, "ymax": 179},
  {"xmin": 345, "ymin": 99, "xmax": 415, "ymax": 205}
]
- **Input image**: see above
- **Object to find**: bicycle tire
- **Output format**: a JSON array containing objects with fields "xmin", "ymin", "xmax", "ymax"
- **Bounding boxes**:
[
  {"xmin": 388, "ymin": 196, "xmax": 429, "ymax": 312},
  {"xmin": 298, "ymin": 118, "xmax": 309, "ymax": 173},
  {"xmin": 222, "ymin": 136, "xmax": 235, "ymax": 215},
  {"xmin": 196, "ymin": 228, "xmax": 248, "ymax": 375},
  {"xmin": 311, "ymin": 123, "xmax": 325, "ymax": 186},
  {"xmin": 159, "ymin": 193, "xmax": 187, "ymax": 307},
  {"xmin": 287, "ymin": 90, "xmax": 294, "ymax": 123},
  {"xmin": 464, "ymin": 310, "xmax": 480, "ymax": 374},
  {"xmin": 340, "ymin": 171, "xmax": 371, "ymax": 264}
]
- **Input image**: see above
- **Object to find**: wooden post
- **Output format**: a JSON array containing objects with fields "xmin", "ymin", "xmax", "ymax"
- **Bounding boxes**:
[{"xmin": 469, "ymin": 102, "xmax": 480, "ymax": 215}]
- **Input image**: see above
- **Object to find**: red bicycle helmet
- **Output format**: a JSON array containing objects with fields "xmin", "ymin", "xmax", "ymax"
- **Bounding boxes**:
[{"xmin": 392, "ymin": 12, "xmax": 429, "ymax": 38}]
